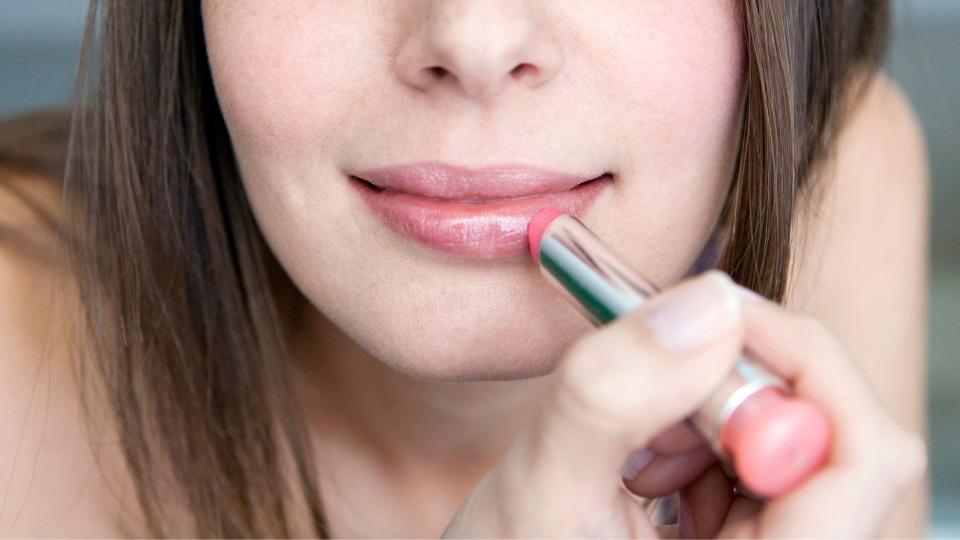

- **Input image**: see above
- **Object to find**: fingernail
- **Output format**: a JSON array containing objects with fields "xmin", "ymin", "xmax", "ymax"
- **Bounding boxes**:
[
  {"xmin": 621, "ymin": 448, "xmax": 656, "ymax": 481},
  {"xmin": 643, "ymin": 270, "xmax": 741, "ymax": 352}
]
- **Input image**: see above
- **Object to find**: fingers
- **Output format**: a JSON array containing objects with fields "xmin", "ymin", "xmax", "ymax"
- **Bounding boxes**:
[
  {"xmin": 496, "ymin": 271, "xmax": 745, "ymax": 537},
  {"xmin": 531, "ymin": 270, "xmax": 744, "ymax": 482},
  {"xmin": 736, "ymin": 288, "xmax": 883, "ymax": 442},
  {"xmin": 622, "ymin": 417, "xmax": 715, "ymax": 500},
  {"xmin": 678, "ymin": 463, "xmax": 735, "ymax": 539},
  {"xmin": 622, "ymin": 443, "xmax": 716, "ymax": 498},
  {"xmin": 721, "ymin": 284, "xmax": 928, "ymax": 537},
  {"xmin": 646, "ymin": 421, "xmax": 706, "ymax": 453},
  {"xmin": 716, "ymin": 496, "xmax": 762, "ymax": 539},
  {"xmin": 734, "ymin": 285, "xmax": 926, "ymax": 473}
]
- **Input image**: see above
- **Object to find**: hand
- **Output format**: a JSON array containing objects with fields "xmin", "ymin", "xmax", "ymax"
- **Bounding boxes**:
[
  {"xmin": 441, "ymin": 270, "xmax": 927, "ymax": 538},
  {"xmin": 649, "ymin": 280, "xmax": 928, "ymax": 538}
]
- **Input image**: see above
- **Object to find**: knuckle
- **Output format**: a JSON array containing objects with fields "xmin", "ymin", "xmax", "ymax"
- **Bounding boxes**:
[
  {"xmin": 868, "ymin": 421, "xmax": 929, "ymax": 490},
  {"xmin": 668, "ymin": 361, "xmax": 718, "ymax": 404},
  {"xmin": 560, "ymin": 332, "xmax": 608, "ymax": 382},
  {"xmin": 793, "ymin": 314, "xmax": 844, "ymax": 354},
  {"xmin": 555, "ymin": 328, "xmax": 664, "ymax": 429},
  {"xmin": 561, "ymin": 324, "xmax": 654, "ymax": 382},
  {"xmin": 551, "ymin": 371, "xmax": 622, "ymax": 434},
  {"xmin": 555, "ymin": 339, "xmax": 617, "ymax": 422},
  {"xmin": 886, "ymin": 428, "xmax": 928, "ymax": 488}
]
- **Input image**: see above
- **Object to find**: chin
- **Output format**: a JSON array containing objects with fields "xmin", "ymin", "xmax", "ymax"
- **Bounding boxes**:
[
  {"xmin": 335, "ymin": 290, "xmax": 594, "ymax": 383},
  {"xmin": 375, "ymin": 345, "xmax": 563, "ymax": 383}
]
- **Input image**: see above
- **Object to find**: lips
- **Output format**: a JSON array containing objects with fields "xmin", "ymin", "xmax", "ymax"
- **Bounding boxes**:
[{"xmin": 350, "ymin": 162, "xmax": 612, "ymax": 259}]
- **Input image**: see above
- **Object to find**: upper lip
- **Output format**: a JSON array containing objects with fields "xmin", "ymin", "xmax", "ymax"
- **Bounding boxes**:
[{"xmin": 352, "ymin": 162, "xmax": 608, "ymax": 201}]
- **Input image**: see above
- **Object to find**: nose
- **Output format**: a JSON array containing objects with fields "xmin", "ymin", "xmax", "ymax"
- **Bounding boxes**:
[{"xmin": 394, "ymin": 0, "xmax": 564, "ymax": 103}]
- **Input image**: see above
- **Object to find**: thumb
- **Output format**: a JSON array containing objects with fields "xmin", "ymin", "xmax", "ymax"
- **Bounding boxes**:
[{"xmin": 523, "ymin": 270, "xmax": 745, "ymax": 491}]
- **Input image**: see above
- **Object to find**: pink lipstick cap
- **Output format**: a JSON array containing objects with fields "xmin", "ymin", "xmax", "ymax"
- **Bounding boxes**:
[{"xmin": 719, "ymin": 386, "xmax": 832, "ymax": 498}]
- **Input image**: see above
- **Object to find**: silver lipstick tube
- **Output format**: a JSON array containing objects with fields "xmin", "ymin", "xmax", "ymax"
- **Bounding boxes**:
[{"xmin": 537, "ymin": 214, "xmax": 787, "ymax": 474}]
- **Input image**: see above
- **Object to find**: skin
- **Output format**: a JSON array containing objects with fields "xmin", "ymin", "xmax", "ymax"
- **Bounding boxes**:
[
  {"xmin": 203, "ymin": 0, "xmax": 743, "ymax": 380},
  {"xmin": 202, "ymin": 0, "xmax": 743, "ymax": 533},
  {"xmin": 0, "ymin": 0, "xmax": 929, "ymax": 537}
]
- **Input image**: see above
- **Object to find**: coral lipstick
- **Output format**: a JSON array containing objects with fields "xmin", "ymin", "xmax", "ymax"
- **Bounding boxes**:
[{"xmin": 527, "ymin": 207, "xmax": 832, "ymax": 500}]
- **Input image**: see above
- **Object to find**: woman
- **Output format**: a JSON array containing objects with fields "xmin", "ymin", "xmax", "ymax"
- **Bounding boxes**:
[{"xmin": 0, "ymin": 0, "xmax": 929, "ymax": 537}]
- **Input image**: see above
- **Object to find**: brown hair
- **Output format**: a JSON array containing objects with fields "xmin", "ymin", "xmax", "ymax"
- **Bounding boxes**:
[{"xmin": 0, "ymin": 0, "xmax": 890, "ymax": 536}]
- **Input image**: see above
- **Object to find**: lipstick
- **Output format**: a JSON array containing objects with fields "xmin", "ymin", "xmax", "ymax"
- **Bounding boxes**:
[{"xmin": 527, "ymin": 207, "xmax": 831, "ymax": 499}]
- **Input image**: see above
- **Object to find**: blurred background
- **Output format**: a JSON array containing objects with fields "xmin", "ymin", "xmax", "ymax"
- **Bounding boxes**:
[{"xmin": 1, "ymin": 0, "xmax": 957, "ymax": 536}]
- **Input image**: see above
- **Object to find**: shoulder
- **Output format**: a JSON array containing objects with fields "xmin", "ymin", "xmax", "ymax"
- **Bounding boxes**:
[
  {"xmin": 0, "ymin": 109, "xmax": 74, "ymax": 376},
  {"xmin": 0, "ymin": 169, "xmax": 140, "ymax": 535},
  {"xmin": 0, "ymin": 165, "xmax": 70, "ymax": 329},
  {"xmin": 784, "ymin": 69, "xmax": 930, "ymax": 537},
  {"xmin": 786, "ymin": 68, "xmax": 929, "ymax": 318},
  {"xmin": 0, "ymin": 112, "xmax": 147, "ymax": 534},
  {"xmin": 0, "ymin": 109, "xmax": 73, "ymax": 323},
  {"xmin": 0, "ymin": 168, "xmax": 69, "ymax": 374},
  {"xmin": 830, "ymin": 69, "xmax": 928, "ymax": 196},
  {"xmin": 786, "ymin": 68, "xmax": 929, "ymax": 427}
]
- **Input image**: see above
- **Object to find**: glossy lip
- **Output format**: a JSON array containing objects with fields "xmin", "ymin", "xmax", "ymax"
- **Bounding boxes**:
[{"xmin": 350, "ymin": 163, "xmax": 612, "ymax": 259}]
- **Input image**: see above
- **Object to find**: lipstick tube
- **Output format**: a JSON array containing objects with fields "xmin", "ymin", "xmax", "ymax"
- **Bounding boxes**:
[{"xmin": 529, "ymin": 209, "xmax": 831, "ymax": 499}]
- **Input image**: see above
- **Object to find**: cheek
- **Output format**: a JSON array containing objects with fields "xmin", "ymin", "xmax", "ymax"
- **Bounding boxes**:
[
  {"xmin": 596, "ymin": 0, "xmax": 744, "ymax": 133},
  {"xmin": 202, "ymin": 0, "xmax": 371, "ymax": 154},
  {"xmin": 202, "ymin": 1, "xmax": 384, "ymax": 275},
  {"xmin": 585, "ymin": 0, "xmax": 744, "ymax": 284}
]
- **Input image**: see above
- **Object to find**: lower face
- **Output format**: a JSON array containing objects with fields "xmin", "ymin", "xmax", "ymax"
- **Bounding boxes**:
[{"xmin": 202, "ymin": 0, "xmax": 746, "ymax": 381}]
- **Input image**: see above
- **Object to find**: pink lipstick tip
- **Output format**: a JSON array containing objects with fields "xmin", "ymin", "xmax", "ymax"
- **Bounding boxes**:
[{"xmin": 527, "ymin": 207, "xmax": 565, "ymax": 264}]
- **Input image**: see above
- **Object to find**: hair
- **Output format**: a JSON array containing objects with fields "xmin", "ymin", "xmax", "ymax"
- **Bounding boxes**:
[{"xmin": 0, "ymin": 0, "xmax": 890, "ymax": 536}]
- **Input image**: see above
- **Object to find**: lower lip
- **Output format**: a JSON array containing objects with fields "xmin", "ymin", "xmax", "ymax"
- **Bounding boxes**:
[{"xmin": 351, "ymin": 174, "xmax": 612, "ymax": 259}]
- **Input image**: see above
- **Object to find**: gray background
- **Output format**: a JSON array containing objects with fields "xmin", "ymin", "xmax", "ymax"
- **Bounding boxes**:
[{"xmin": 1, "ymin": 0, "xmax": 957, "ymax": 535}]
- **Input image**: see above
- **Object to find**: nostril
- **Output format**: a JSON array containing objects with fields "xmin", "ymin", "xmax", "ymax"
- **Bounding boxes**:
[
  {"xmin": 510, "ymin": 63, "xmax": 538, "ymax": 81},
  {"xmin": 428, "ymin": 66, "xmax": 448, "ymax": 79}
]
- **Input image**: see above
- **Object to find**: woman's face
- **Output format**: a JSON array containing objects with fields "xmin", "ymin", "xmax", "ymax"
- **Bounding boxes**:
[{"xmin": 202, "ymin": 0, "xmax": 745, "ymax": 381}]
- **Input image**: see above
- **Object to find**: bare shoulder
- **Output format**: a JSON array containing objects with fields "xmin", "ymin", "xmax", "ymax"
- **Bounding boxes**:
[
  {"xmin": 784, "ymin": 69, "xmax": 930, "ymax": 537},
  {"xmin": 785, "ymin": 68, "xmax": 929, "ymax": 361},
  {"xmin": 825, "ymin": 68, "xmax": 927, "ymax": 202},
  {"xmin": 0, "ymin": 170, "xmax": 136, "ymax": 536},
  {"xmin": 0, "ymin": 168, "xmax": 70, "ymax": 379},
  {"xmin": 787, "ymin": 69, "xmax": 930, "ymax": 437}
]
